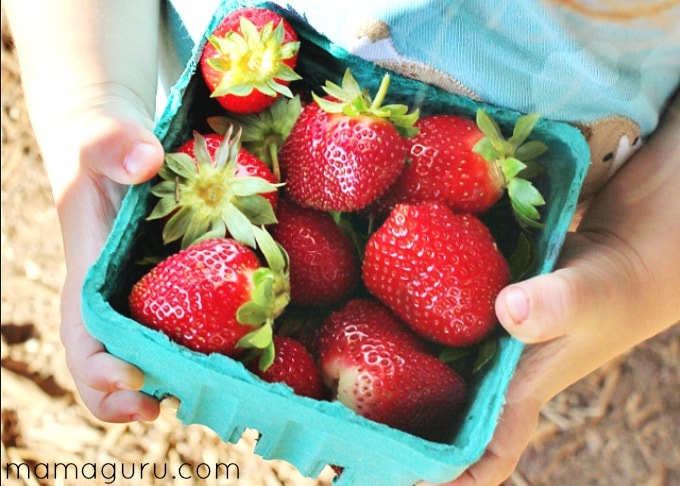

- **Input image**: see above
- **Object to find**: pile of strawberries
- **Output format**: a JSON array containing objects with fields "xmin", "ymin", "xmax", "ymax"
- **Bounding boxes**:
[{"xmin": 127, "ymin": 7, "xmax": 548, "ymax": 442}]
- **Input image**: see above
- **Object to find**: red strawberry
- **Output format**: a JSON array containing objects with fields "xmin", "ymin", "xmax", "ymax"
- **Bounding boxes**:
[
  {"xmin": 275, "ymin": 306, "xmax": 329, "ymax": 361},
  {"xmin": 199, "ymin": 7, "xmax": 301, "ymax": 114},
  {"xmin": 147, "ymin": 129, "xmax": 280, "ymax": 249},
  {"xmin": 372, "ymin": 111, "xmax": 547, "ymax": 228},
  {"xmin": 270, "ymin": 198, "xmax": 360, "ymax": 306},
  {"xmin": 279, "ymin": 69, "xmax": 418, "ymax": 212},
  {"xmin": 293, "ymin": 322, "xmax": 324, "ymax": 362},
  {"xmin": 362, "ymin": 202, "xmax": 511, "ymax": 347},
  {"xmin": 320, "ymin": 298, "xmax": 467, "ymax": 441},
  {"xmin": 207, "ymin": 95, "xmax": 303, "ymax": 182},
  {"xmin": 129, "ymin": 238, "xmax": 290, "ymax": 362},
  {"xmin": 246, "ymin": 336, "xmax": 326, "ymax": 399}
]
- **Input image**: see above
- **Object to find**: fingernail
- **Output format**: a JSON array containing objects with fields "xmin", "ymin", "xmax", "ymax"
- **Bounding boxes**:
[
  {"xmin": 123, "ymin": 142, "xmax": 156, "ymax": 176},
  {"xmin": 116, "ymin": 381, "xmax": 134, "ymax": 391},
  {"xmin": 505, "ymin": 286, "xmax": 529, "ymax": 324}
]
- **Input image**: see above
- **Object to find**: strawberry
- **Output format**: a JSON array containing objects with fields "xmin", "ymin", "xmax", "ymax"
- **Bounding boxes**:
[
  {"xmin": 320, "ymin": 298, "xmax": 467, "ymax": 441},
  {"xmin": 146, "ymin": 129, "xmax": 280, "ymax": 250},
  {"xmin": 371, "ymin": 111, "xmax": 547, "ymax": 228},
  {"xmin": 207, "ymin": 94, "xmax": 304, "ymax": 182},
  {"xmin": 199, "ymin": 7, "xmax": 301, "ymax": 114},
  {"xmin": 362, "ymin": 202, "xmax": 511, "ymax": 347},
  {"xmin": 275, "ymin": 306, "xmax": 330, "ymax": 362},
  {"xmin": 279, "ymin": 69, "xmax": 419, "ymax": 212},
  {"xmin": 246, "ymin": 336, "xmax": 326, "ymax": 399},
  {"xmin": 270, "ymin": 198, "xmax": 360, "ymax": 306},
  {"xmin": 128, "ymin": 237, "xmax": 290, "ymax": 367},
  {"xmin": 292, "ymin": 321, "xmax": 324, "ymax": 362}
]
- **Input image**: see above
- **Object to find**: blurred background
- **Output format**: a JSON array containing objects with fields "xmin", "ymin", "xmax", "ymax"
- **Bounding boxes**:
[{"xmin": 2, "ymin": 8, "xmax": 678, "ymax": 486}]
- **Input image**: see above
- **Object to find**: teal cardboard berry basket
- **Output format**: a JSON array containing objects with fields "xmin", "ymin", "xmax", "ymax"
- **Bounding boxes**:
[{"xmin": 82, "ymin": 2, "xmax": 590, "ymax": 484}]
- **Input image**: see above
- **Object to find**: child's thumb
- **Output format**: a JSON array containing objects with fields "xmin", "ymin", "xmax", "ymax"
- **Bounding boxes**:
[
  {"xmin": 78, "ymin": 113, "xmax": 164, "ymax": 185},
  {"xmin": 495, "ymin": 266, "xmax": 602, "ymax": 343}
]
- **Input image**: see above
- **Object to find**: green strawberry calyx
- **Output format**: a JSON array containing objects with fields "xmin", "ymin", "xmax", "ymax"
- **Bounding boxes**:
[
  {"xmin": 207, "ymin": 16, "xmax": 301, "ymax": 99},
  {"xmin": 313, "ymin": 68, "xmax": 420, "ymax": 138},
  {"xmin": 473, "ymin": 110, "xmax": 548, "ymax": 229},
  {"xmin": 236, "ymin": 225, "xmax": 290, "ymax": 371},
  {"xmin": 207, "ymin": 95, "xmax": 302, "ymax": 181},
  {"xmin": 147, "ymin": 128, "xmax": 282, "ymax": 249}
]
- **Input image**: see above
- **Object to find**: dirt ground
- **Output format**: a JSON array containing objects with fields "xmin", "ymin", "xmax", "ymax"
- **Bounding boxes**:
[{"xmin": 1, "ymin": 10, "xmax": 678, "ymax": 486}]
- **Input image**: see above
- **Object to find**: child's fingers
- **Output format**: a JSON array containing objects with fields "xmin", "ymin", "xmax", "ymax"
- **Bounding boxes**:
[
  {"xmin": 495, "ymin": 268, "xmax": 588, "ymax": 343},
  {"xmin": 76, "ymin": 350, "xmax": 147, "ymax": 393},
  {"xmin": 75, "ymin": 385, "xmax": 161, "ymax": 424},
  {"xmin": 78, "ymin": 112, "xmax": 164, "ymax": 185},
  {"xmin": 60, "ymin": 317, "xmax": 143, "ymax": 391},
  {"xmin": 495, "ymin": 232, "xmax": 636, "ymax": 344},
  {"xmin": 61, "ymin": 318, "xmax": 160, "ymax": 422},
  {"xmin": 418, "ymin": 395, "xmax": 542, "ymax": 486}
]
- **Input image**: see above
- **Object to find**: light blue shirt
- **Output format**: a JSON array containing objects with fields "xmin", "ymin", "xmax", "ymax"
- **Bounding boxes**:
[
  {"xmin": 162, "ymin": 0, "xmax": 679, "ymax": 133},
  {"xmin": 160, "ymin": 0, "xmax": 680, "ymax": 193}
]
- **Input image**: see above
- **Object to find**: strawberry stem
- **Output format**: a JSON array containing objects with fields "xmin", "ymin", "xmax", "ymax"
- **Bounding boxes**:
[
  {"xmin": 370, "ymin": 73, "xmax": 391, "ymax": 111},
  {"xmin": 147, "ymin": 130, "xmax": 281, "ymax": 249},
  {"xmin": 473, "ymin": 110, "xmax": 548, "ymax": 230},
  {"xmin": 269, "ymin": 143, "xmax": 281, "ymax": 182},
  {"xmin": 314, "ymin": 69, "xmax": 419, "ymax": 137},
  {"xmin": 206, "ymin": 95, "xmax": 301, "ymax": 178}
]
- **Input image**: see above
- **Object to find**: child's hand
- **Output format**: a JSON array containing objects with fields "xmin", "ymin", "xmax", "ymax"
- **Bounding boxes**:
[
  {"xmin": 425, "ymin": 96, "xmax": 680, "ymax": 486},
  {"xmin": 55, "ymin": 95, "xmax": 164, "ymax": 422},
  {"xmin": 5, "ymin": 0, "xmax": 164, "ymax": 422}
]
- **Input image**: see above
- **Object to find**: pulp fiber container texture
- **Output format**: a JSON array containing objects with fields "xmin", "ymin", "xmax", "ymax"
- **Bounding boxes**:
[{"xmin": 82, "ymin": 2, "xmax": 591, "ymax": 485}]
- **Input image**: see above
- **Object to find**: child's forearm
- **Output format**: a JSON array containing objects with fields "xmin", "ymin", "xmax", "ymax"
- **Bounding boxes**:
[{"xmin": 4, "ymin": 0, "xmax": 160, "ymax": 190}]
